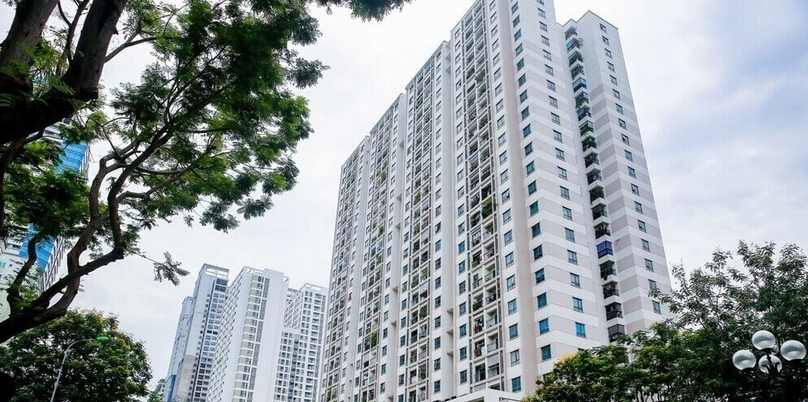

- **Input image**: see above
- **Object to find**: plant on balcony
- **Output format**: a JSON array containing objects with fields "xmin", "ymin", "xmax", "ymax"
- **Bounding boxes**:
[{"xmin": 481, "ymin": 196, "xmax": 494, "ymax": 218}]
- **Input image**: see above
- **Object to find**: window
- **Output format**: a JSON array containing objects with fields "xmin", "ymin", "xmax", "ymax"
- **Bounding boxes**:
[
  {"xmin": 460, "ymin": 370, "xmax": 468, "ymax": 384},
  {"xmin": 507, "ymin": 299, "xmax": 518, "ymax": 314},
  {"xmin": 556, "ymin": 148, "xmax": 565, "ymax": 160},
  {"xmin": 539, "ymin": 21, "xmax": 547, "ymax": 31},
  {"xmin": 459, "ymin": 324, "xmax": 467, "ymax": 337},
  {"xmin": 508, "ymin": 324, "xmax": 519, "ymax": 339},
  {"xmin": 529, "ymin": 201, "xmax": 539, "ymax": 216},
  {"xmin": 560, "ymin": 186, "xmax": 570, "ymax": 200},
  {"xmin": 567, "ymin": 250, "xmax": 578, "ymax": 264},
  {"xmin": 503, "ymin": 209, "xmax": 512, "ymax": 223},
  {"xmin": 619, "ymin": 118, "xmax": 627, "ymax": 129},
  {"xmin": 554, "ymin": 130, "xmax": 563, "ymax": 142},
  {"xmin": 575, "ymin": 322, "xmax": 587, "ymax": 338},
  {"xmin": 538, "ymin": 318, "xmax": 549, "ymax": 334},
  {"xmin": 562, "ymin": 207, "xmax": 572, "ymax": 220},
  {"xmin": 519, "ymin": 90, "xmax": 528, "ymax": 102},
  {"xmin": 605, "ymin": 48, "xmax": 612, "ymax": 58},
  {"xmin": 435, "ymin": 296, "xmax": 441, "ymax": 308},
  {"xmin": 628, "ymin": 167, "xmax": 637, "ymax": 178},
  {"xmin": 515, "ymin": 43, "xmax": 523, "ymax": 56},
  {"xmin": 547, "ymin": 80, "xmax": 556, "ymax": 91},
  {"xmin": 542, "ymin": 35, "xmax": 550, "ymax": 45},
  {"xmin": 602, "ymin": 35, "xmax": 610, "ymax": 45},
  {"xmin": 500, "ymin": 170, "xmax": 509, "ymax": 183},
  {"xmin": 608, "ymin": 61, "xmax": 615, "ymax": 71},
  {"xmin": 649, "ymin": 279, "xmax": 658, "ymax": 291},
  {"xmin": 531, "ymin": 223, "xmax": 541, "ymax": 238},
  {"xmin": 535, "ymin": 268, "xmax": 545, "ymax": 283},
  {"xmin": 638, "ymin": 220, "xmax": 647, "ymax": 232},
  {"xmin": 631, "ymin": 184, "xmax": 640, "ymax": 195},
  {"xmin": 459, "ymin": 302, "xmax": 466, "ymax": 315},
  {"xmin": 520, "ymin": 107, "xmax": 529, "ymax": 120},
  {"xmin": 499, "ymin": 151, "xmax": 508, "ymax": 165},
  {"xmin": 611, "ymin": 75, "xmax": 618, "ymax": 85},
  {"xmin": 573, "ymin": 297, "xmax": 584, "ymax": 312},
  {"xmin": 600, "ymin": 23, "xmax": 607, "ymax": 32},
  {"xmin": 434, "ymin": 380, "xmax": 441, "ymax": 393},
  {"xmin": 512, "ymin": 377, "xmax": 522, "ymax": 392},
  {"xmin": 518, "ymin": 74, "xmax": 526, "ymax": 86},
  {"xmin": 533, "ymin": 245, "xmax": 544, "ymax": 260},
  {"xmin": 537, "ymin": 293, "xmax": 547, "ymax": 308},
  {"xmin": 522, "ymin": 124, "xmax": 532, "ymax": 137},
  {"xmin": 526, "ymin": 162, "xmax": 535, "ymax": 174},
  {"xmin": 551, "ymin": 113, "xmax": 560, "ymax": 124},
  {"xmin": 565, "ymin": 228, "xmax": 575, "ymax": 242},
  {"xmin": 514, "ymin": 29, "xmax": 522, "ymax": 40},
  {"xmin": 642, "ymin": 239, "xmax": 651, "ymax": 251},
  {"xmin": 502, "ymin": 190, "xmax": 511, "ymax": 204},
  {"xmin": 496, "ymin": 83, "xmax": 503, "ymax": 95},
  {"xmin": 512, "ymin": 15, "xmax": 520, "ymax": 26},
  {"xmin": 496, "ymin": 99, "xmax": 504, "ymax": 111},
  {"xmin": 510, "ymin": 350, "xmax": 521, "ymax": 365},
  {"xmin": 616, "ymin": 104, "xmax": 624, "ymax": 114},
  {"xmin": 653, "ymin": 301, "xmax": 662, "ymax": 314},
  {"xmin": 505, "ymin": 252, "xmax": 514, "ymax": 266},
  {"xmin": 625, "ymin": 150, "xmax": 633, "ymax": 161},
  {"xmin": 543, "ymin": 50, "xmax": 551, "ymax": 60},
  {"xmin": 458, "ymin": 242, "xmax": 465, "ymax": 253},
  {"xmin": 570, "ymin": 273, "xmax": 581, "ymax": 288},
  {"xmin": 614, "ymin": 89, "xmax": 621, "ymax": 100},
  {"xmin": 506, "ymin": 275, "xmax": 516, "ymax": 290},
  {"xmin": 549, "ymin": 96, "xmax": 558, "ymax": 107},
  {"xmin": 645, "ymin": 259, "xmax": 654, "ymax": 271},
  {"xmin": 541, "ymin": 345, "xmax": 552, "ymax": 361},
  {"xmin": 622, "ymin": 133, "xmax": 630, "ymax": 144},
  {"xmin": 516, "ymin": 58, "xmax": 525, "ymax": 70},
  {"xmin": 435, "ymin": 316, "xmax": 441, "ymax": 328},
  {"xmin": 504, "ymin": 230, "xmax": 513, "ymax": 245},
  {"xmin": 458, "ymin": 261, "xmax": 466, "ymax": 273},
  {"xmin": 497, "ymin": 116, "xmax": 505, "ymax": 128},
  {"xmin": 635, "ymin": 202, "xmax": 644, "ymax": 214},
  {"xmin": 545, "ymin": 64, "xmax": 553, "ymax": 75},
  {"xmin": 528, "ymin": 181, "xmax": 537, "ymax": 195},
  {"xmin": 436, "ymin": 277, "xmax": 442, "ymax": 288},
  {"xmin": 510, "ymin": 2, "xmax": 518, "ymax": 12},
  {"xmin": 435, "ymin": 240, "xmax": 442, "ymax": 251},
  {"xmin": 498, "ymin": 134, "xmax": 506, "ymax": 146},
  {"xmin": 459, "ymin": 281, "xmax": 467, "ymax": 294}
]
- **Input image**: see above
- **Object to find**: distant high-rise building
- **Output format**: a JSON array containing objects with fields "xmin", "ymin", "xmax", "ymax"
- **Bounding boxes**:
[
  {"xmin": 273, "ymin": 284, "xmax": 328, "ymax": 402},
  {"xmin": 320, "ymin": 1, "xmax": 672, "ymax": 401},
  {"xmin": 163, "ymin": 264, "xmax": 229, "ymax": 402},
  {"xmin": 207, "ymin": 267, "xmax": 290, "ymax": 402}
]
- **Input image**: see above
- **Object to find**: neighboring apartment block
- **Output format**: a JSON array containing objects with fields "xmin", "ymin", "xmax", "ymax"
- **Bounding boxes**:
[
  {"xmin": 164, "ymin": 264, "xmax": 229, "ymax": 402},
  {"xmin": 164, "ymin": 264, "xmax": 327, "ymax": 402},
  {"xmin": 273, "ymin": 284, "xmax": 328, "ymax": 402},
  {"xmin": 320, "ymin": 1, "xmax": 672, "ymax": 401}
]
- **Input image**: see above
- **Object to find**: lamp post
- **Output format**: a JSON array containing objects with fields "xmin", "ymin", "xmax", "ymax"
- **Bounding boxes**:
[
  {"xmin": 49, "ymin": 336, "xmax": 109, "ymax": 402},
  {"xmin": 732, "ymin": 330, "xmax": 807, "ymax": 401}
]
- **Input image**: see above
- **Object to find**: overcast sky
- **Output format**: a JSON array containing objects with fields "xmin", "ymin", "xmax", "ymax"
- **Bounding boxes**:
[{"xmin": 3, "ymin": 0, "xmax": 808, "ymax": 389}]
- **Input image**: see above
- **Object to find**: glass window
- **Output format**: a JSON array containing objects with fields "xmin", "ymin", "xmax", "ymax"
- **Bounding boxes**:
[
  {"xmin": 538, "ymin": 318, "xmax": 549, "ymax": 334},
  {"xmin": 531, "ymin": 223, "xmax": 541, "ymax": 237},
  {"xmin": 573, "ymin": 297, "xmax": 583, "ymax": 312},
  {"xmin": 567, "ymin": 250, "xmax": 578, "ymax": 264},
  {"xmin": 575, "ymin": 322, "xmax": 587, "ymax": 338},
  {"xmin": 570, "ymin": 273, "xmax": 581, "ymax": 288},
  {"xmin": 508, "ymin": 324, "xmax": 519, "ymax": 339},
  {"xmin": 528, "ymin": 181, "xmax": 537, "ymax": 195},
  {"xmin": 535, "ymin": 268, "xmax": 545, "ymax": 283},
  {"xmin": 537, "ymin": 293, "xmax": 547, "ymax": 308},
  {"xmin": 505, "ymin": 252, "xmax": 514, "ymax": 266},
  {"xmin": 506, "ymin": 275, "xmax": 516, "ymax": 290},
  {"xmin": 541, "ymin": 345, "xmax": 551, "ymax": 360},
  {"xmin": 533, "ymin": 245, "xmax": 543, "ymax": 260},
  {"xmin": 507, "ymin": 299, "xmax": 517, "ymax": 314}
]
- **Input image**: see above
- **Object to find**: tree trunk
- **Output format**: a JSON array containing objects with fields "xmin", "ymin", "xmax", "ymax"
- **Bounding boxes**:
[
  {"xmin": 0, "ymin": 0, "xmax": 59, "ymax": 89},
  {"xmin": 0, "ymin": 0, "xmax": 130, "ymax": 145}
]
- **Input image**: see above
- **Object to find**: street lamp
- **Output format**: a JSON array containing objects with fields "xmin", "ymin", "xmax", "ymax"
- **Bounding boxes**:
[
  {"xmin": 49, "ymin": 336, "xmax": 109, "ymax": 402},
  {"xmin": 732, "ymin": 330, "xmax": 807, "ymax": 401}
]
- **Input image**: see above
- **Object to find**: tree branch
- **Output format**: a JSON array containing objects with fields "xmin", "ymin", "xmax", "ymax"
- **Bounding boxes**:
[{"xmin": 104, "ymin": 36, "xmax": 157, "ymax": 63}]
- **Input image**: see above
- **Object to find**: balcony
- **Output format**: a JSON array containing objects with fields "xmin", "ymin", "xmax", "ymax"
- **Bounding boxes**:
[
  {"xmin": 579, "ymin": 121, "xmax": 595, "ymax": 136},
  {"xmin": 600, "ymin": 260, "xmax": 616, "ymax": 279},
  {"xmin": 571, "ymin": 65, "xmax": 585, "ymax": 79},
  {"xmin": 595, "ymin": 223, "xmax": 611, "ymax": 239},
  {"xmin": 581, "ymin": 135, "xmax": 597, "ymax": 151},
  {"xmin": 568, "ymin": 51, "xmax": 584, "ymax": 66},
  {"xmin": 597, "ymin": 241, "xmax": 614, "ymax": 258},
  {"xmin": 566, "ymin": 37, "xmax": 582, "ymax": 51},
  {"xmin": 608, "ymin": 324, "xmax": 626, "ymax": 342},
  {"xmin": 589, "ymin": 186, "xmax": 605, "ymax": 203},
  {"xmin": 565, "ymin": 26, "xmax": 577, "ymax": 39},
  {"xmin": 577, "ymin": 106, "xmax": 592, "ymax": 121},
  {"xmin": 585, "ymin": 153, "xmax": 600, "ymax": 168},
  {"xmin": 606, "ymin": 302, "xmax": 623, "ymax": 320},
  {"xmin": 603, "ymin": 285, "xmax": 620, "ymax": 299},
  {"xmin": 572, "ymin": 77, "xmax": 588, "ymax": 92},
  {"xmin": 592, "ymin": 204, "xmax": 608, "ymax": 220}
]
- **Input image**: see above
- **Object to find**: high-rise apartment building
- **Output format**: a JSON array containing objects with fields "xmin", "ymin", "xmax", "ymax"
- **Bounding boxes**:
[
  {"xmin": 207, "ymin": 267, "xmax": 290, "ymax": 402},
  {"xmin": 273, "ymin": 284, "xmax": 328, "ymax": 402},
  {"xmin": 164, "ymin": 264, "xmax": 229, "ymax": 402},
  {"xmin": 320, "ymin": 1, "xmax": 672, "ymax": 401}
]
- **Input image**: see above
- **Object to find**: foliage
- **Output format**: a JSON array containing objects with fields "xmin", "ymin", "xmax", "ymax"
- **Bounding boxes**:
[
  {"xmin": 525, "ymin": 241, "xmax": 808, "ymax": 402},
  {"xmin": 0, "ymin": 0, "xmax": 411, "ymax": 341},
  {"xmin": 0, "ymin": 310, "xmax": 151, "ymax": 402}
]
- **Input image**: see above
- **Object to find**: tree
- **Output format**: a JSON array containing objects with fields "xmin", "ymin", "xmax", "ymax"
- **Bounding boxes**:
[
  {"xmin": 0, "ymin": 310, "xmax": 151, "ymax": 402},
  {"xmin": 0, "ymin": 0, "xmax": 411, "ymax": 341},
  {"xmin": 525, "ymin": 242, "xmax": 808, "ymax": 401}
]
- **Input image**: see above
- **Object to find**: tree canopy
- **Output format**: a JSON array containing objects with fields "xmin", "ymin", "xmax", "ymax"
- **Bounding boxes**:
[
  {"xmin": 0, "ymin": 310, "xmax": 151, "ymax": 402},
  {"xmin": 0, "ymin": 0, "xmax": 412, "ymax": 341},
  {"xmin": 524, "ymin": 241, "xmax": 808, "ymax": 402}
]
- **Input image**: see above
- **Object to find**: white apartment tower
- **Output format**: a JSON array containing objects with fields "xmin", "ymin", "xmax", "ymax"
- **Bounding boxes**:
[
  {"xmin": 207, "ymin": 267, "xmax": 289, "ymax": 402},
  {"xmin": 320, "ymin": 1, "xmax": 672, "ymax": 401},
  {"xmin": 273, "ymin": 284, "xmax": 328, "ymax": 402},
  {"xmin": 164, "ymin": 264, "xmax": 229, "ymax": 402}
]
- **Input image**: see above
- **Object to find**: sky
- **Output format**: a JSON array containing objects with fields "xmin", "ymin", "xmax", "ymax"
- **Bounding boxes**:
[{"xmin": 3, "ymin": 0, "xmax": 808, "ymax": 389}]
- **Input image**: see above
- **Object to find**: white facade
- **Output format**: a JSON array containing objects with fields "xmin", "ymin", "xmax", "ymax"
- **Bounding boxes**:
[
  {"xmin": 164, "ymin": 264, "xmax": 229, "ymax": 402},
  {"xmin": 320, "ymin": 1, "xmax": 672, "ymax": 401},
  {"xmin": 207, "ymin": 267, "xmax": 289, "ymax": 402},
  {"xmin": 273, "ymin": 284, "xmax": 328, "ymax": 402}
]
